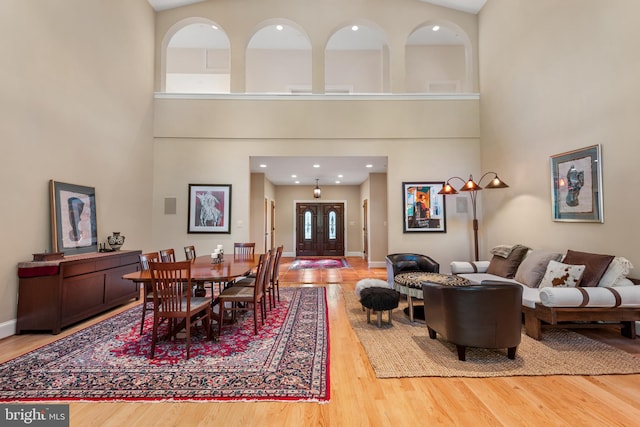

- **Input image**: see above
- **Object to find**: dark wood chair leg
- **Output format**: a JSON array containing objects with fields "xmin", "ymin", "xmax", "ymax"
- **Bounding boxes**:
[
  {"xmin": 456, "ymin": 345, "xmax": 466, "ymax": 361},
  {"xmin": 507, "ymin": 346, "xmax": 517, "ymax": 359}
]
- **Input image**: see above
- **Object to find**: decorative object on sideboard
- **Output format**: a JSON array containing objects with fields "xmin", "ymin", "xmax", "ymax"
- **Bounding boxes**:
[
  {"xmin": 107, "ymin": 232, "xmax": 125, "ymax": 251},
  {"xmin": 438, "ymin": 172, "xmax": 509, "ymax": 261}
]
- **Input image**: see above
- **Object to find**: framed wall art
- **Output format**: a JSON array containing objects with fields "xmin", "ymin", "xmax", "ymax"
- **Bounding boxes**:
[
  {"xmin": 550, "ymin": 144, "xmax": 603, "ymax": 222},
  {"xmin": 188, "ymin": 184, "xmax": 232, "ymax": 233},
  {"xmin": 50, "ymin": 180, "xmax": 98, "ymax": 255},
  {"xmin": 402, "ymin": 181, "xmax": 446, "ymax": 232}
]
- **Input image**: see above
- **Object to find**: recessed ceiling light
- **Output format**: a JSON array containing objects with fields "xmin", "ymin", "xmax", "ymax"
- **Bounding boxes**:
[
  {"xmin": 291, "ymin": 174, "xmax": 297, "ymax": 178},
  {"xmin": 335, "ymin": 180, "xmax": 341, "ymax": 184},
  {"xmin": 295, "ymin": 180, "xmax": 300, "ymax": 184},
  {"xmin": 432, "ymin": 25, "xmax": 440, "ymax": 31},
  {"xmin": 365, "ymin": 164, "xmax": 373, "ymax": 168},
  {"xmin": 259, "ymin": 164, "xmax": 267, "ymax": 168},
  {"xmin": 313, "ymin": 164, "xmax": 320, "ymax": 168},
  {"xmin": 211, "ymin": 25, "xmax": 218, "ymax": 30},
  {"xmin": 352, "ymin": 25, "xmax": 359, "ymax": 31},
  {"xmin": 338, "ymin": 174, "xmax": 343, "ymax": 178},
  {"xmin": 276, "ymin": 24, "xmax": 283, "ymax": 31}
]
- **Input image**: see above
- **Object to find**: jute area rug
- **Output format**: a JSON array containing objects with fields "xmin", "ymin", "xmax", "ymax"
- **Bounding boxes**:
[
  {"xmin": 0, "ymin": 287, "xmax": 329, "ymax": 402},
  {"xmin": 343, "ymin": 289, "xmax": 640, "ymax": 378}
]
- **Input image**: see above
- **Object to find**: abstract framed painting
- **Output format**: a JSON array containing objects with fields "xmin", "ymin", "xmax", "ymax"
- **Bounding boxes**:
[
  {"xmin": 50, "ymin": 180, "xmax": 98, "ymax": 255},
  {"xmin": 188, "ymin": 184, "xmax": 232, "ymax": 233},
  {"xmin": 550, "ymin": 144, "xmax": 603, "ymax": 222},
  {"xmin": 402, "ymin": 181, "xmax": 446, "ymax": 232}
]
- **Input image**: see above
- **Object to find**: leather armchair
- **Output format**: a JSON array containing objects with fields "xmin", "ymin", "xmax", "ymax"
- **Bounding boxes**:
[
  {"xmin": 422, "ymin": 281, "xmax": 522, "ymax": 361},
  {"xmin": 385, "ymin": 253, "xmax": 439, "ymax": 286}
]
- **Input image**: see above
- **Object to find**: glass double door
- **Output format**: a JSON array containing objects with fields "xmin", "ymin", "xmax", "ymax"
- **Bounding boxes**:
[{"xmin": 295, "ymin": 203, "xmax": 344, "ymax": 257}]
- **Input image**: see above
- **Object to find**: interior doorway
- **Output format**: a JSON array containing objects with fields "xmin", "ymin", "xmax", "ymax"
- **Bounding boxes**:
[{"xmin": 295, "ymin": 202, "xmax": 344, "ymax": 257}]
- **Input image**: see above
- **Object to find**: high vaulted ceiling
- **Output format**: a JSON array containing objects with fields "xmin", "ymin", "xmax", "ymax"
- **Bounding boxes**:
[{"xmin": 147, "ymin": 0, "xmax": 487, "ymax": 14}]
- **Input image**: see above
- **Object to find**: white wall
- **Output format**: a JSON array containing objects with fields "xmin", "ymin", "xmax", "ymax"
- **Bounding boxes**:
[
  {"xmin": 479, "ymin": 0, "xmax": 640, "ymax": 276},
  {"xmin": 0, "ymin": 0, "xmax": 155, "ymax": 331}
]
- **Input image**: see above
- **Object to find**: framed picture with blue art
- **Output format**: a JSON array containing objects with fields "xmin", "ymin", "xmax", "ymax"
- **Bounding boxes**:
[
  {"xmin": 550, "ymin": 144, "xmax": 603, "ymax": 223},
  {"xmin": 188, "ymin": 184, "xmax": 232, "ymax": 233},
  {"xmin": 402, "ymin": 181, "xmax": 446, "ymax": 232},
  {"xmin": 50, "ymin": 180, "xmax": 99, "ymax": 255}
]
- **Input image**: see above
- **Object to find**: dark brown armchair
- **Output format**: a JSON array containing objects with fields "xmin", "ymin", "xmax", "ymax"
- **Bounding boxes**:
[
  {"xmin": 422, "ymin": 281, "xmax": 522, "ymax": 361},
  {"xmin": 385, "ymin": 253, "xmax": 440, "ymax": 286}
]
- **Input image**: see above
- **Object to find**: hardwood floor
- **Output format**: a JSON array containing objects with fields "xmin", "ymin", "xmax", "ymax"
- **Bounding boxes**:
[{"xmin": 2, "ymin": 257, "xmax": 639, "ymax": 427}]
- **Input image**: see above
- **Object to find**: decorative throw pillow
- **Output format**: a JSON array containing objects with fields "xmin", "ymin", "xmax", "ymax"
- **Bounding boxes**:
[
  {"xmin": 486, "ymin": 244, "xmax": 529, "ymax": 279},
  {"xmin": 598, "ymin": 257, "xmax": 634, "ymax": 287},
  {"xmin": 539, "ymin": 260, "xmax": 586, "ymax": 288},
  {"xmin": 514, "ymin": 250, "xmax": 563, "ymax": 288},
  {"xmin": 562, "ymin": 250, "xmax": 615, "ymax": 287}
]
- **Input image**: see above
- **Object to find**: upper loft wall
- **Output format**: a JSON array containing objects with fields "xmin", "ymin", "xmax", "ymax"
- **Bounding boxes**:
[{"xmin": 153, "ymin": 0, "xmax": 479, "ymax": 93}]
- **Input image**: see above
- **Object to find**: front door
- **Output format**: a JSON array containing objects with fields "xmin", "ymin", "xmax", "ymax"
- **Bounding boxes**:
[{"xmin": 296, "ymin": 202, "xmax": 345, "ymax": 257}]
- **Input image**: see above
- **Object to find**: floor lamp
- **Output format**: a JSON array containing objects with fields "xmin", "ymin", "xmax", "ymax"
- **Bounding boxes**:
[{"xmin": 438, "ymin": 172, "xmax": 509, "ymax": 261}]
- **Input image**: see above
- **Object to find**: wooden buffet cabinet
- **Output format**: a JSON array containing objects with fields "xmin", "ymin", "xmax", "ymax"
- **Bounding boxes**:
[{"xmin": 16, "ymin": 250, "xmax": 142, "ymax": 334}]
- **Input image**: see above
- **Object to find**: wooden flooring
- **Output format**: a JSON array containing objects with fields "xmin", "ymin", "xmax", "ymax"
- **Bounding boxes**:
[{"xmin": 2, "ymin": 257, "xmax": 640, "ymax": 427}]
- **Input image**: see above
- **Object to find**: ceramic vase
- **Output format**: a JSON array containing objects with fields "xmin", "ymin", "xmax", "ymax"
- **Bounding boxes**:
[{"xmin": 107, "ymin": 232, "xmax": 125, "ymax": 251}]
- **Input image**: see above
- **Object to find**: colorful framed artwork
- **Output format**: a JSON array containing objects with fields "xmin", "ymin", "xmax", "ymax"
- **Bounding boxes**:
[
  {"xmin": 188, "ymin": 184, "xmax": 232, "ymax": 233},
  {"xmin": 402, "ymin": 181, "xmax": 446, "ymax": 232},
  {"xmin": 550, "ymin": 144, "xmax": 603, "ymax": 222},
  {"xmin": 50, "ymin": 180, "xmax": 98, "ymax": 255}
]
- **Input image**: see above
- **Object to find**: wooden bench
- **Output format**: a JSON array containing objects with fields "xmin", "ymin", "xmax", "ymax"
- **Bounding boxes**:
[{"xmin": 522, "ymin": 277, "xmax": 640, "ymax": 340}]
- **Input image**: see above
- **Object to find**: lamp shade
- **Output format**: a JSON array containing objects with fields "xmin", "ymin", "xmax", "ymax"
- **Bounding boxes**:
[
  {"xmin": 459, "ymin": 175, "xmax": 481, "ymax": 192},
  {"xmin": 313, "ymin": 179, "xmax": 321, "ymax": 198},
  {"xmin": 438, "ymin": 182, "xmax": 458, "ymax": 195},
  {"xmin": 484, "ymin": 174, "xmax": 509, "ymax": 189}
]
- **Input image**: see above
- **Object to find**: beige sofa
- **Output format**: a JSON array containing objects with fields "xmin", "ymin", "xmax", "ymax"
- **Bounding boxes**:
[{"xmin": 450, "ymin": 245, "xmax": 640, "ymax": 340}]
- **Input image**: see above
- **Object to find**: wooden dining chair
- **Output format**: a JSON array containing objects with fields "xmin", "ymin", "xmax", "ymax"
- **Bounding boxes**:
[
  {"xmin": 148, "ymin": 261, "xmax": 212, "ymax": 359},
  {"xmin": 269, "ymin": 245, "xmax": 284, "ymax": 307},
  {"xmin": 139, "ymin": 251, "xmax": 160, "ymax": 335},
  {"xmin": 233, "ymin": 247, "xmax": 274, "ymax": 312},
  {"xmin": 234, "ymin": 242, "xmax": 255, "ymax": 257},
  {"xmin": 217, "ymin": 251, "xmax": 270, "ymax": 337},
  {"xmin": 184, "ymin": 245, "xmax": 196, "ymax": 261},
  {"xmin": 159, "ymin": 248, "xmax": 176, "ymax": 262}
]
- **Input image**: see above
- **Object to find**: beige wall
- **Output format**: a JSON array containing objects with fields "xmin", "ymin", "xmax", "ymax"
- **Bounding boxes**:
[
  {"xmin": 479, "ymin": 0, "xmax": 640, "ymax": 276},
  {"xmin": 0, "ymin": 0, "xmax": 155, "ymax": 332}
]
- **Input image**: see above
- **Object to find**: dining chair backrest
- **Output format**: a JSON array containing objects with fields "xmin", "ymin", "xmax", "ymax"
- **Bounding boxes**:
[
  {"xmin": 271, "ymin": 245, "xmax": 284, "ymax": 284},
  {"xmin": 139, "ymin": 252, "xmax": 160, "ymax": 271},
  {"xmin": 184, "ymin": 245, "xmax": 196, "ymax": 261},
  {"xmin": 234, "ymin": 242, "xmax": 255, "ymax": 257},
  {"xmin": 253, "ymin": 250, "xmax": 271, "ymax": 299},
  {"xmin": 149, "ymin": 261, "xmax": 192, "ymax": 312},
  {"xmin": 159, "ymin": 248, "xmax": 176, "ymax": 262}
]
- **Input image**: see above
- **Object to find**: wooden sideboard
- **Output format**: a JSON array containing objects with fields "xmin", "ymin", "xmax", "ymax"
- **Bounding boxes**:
[{"xmin": 16, "ymin": 250, "xmax": 142, "ymax": 334}]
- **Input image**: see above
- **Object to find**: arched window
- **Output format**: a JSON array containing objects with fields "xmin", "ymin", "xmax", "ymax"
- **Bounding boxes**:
[
  {"xmin": 304, "ymin": 210, "xmax": 313, "ymax": 240},
  {"xmin": 164, "ymin": 21, "xmax": 230, "ymax": 93},
  {"xmin": 405, "ymin": 22, "xmax": 471, "ymax": 93},
  {"xmin": 246, "ymin": 22, "xmax": 311, "ymax": 93},
  {"xmin": 328, "ymin": 210, "xmax": 337, "ymax": 240},
  {"xmin": 325, "ymin": 24, "xmax": 389, "ymax": 93}
]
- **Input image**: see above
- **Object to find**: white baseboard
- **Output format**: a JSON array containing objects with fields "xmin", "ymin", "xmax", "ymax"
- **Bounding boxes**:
[
  {"xmin": 0, "ymin": 319, "xmax": 16, "ymax": 340},
  {"xmin": 368, "ymin": 261, "xmax": 386, "ymax": 269}
]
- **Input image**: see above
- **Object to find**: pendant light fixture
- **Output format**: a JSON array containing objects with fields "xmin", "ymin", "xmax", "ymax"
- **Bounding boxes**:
[{"xmin": 313, "ymin": 179, "xmax": 322, "ymax": 198}]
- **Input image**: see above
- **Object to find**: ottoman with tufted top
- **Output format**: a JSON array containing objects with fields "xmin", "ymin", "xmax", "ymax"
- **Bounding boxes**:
[{"xmin": 359, "ymin": 287, "xmax": 400, "ymax": 327}]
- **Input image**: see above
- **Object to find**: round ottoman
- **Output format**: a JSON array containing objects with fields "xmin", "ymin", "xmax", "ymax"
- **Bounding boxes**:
[
  {"xmin": 359, "ymin": 287, "xmax": 400, "ymax": 327},
  {"xmin": 355, "ymin": 278, "xmax": 391, "ymax": 299}
]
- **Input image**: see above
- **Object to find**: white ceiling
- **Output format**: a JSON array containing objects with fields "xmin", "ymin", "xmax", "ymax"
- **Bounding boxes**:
[
  {"xmin": 148, "ymin": 0, "xmax": 487, "ymax": 14},
  {"xmin": 250, "ymin": 156, "xmax": 388, "ymax": 186}
]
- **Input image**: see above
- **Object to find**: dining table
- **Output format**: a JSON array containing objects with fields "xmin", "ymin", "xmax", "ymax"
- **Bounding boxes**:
[{"xmin": 122, "ymin": 253, "xmax": 259, "ymax": 297}]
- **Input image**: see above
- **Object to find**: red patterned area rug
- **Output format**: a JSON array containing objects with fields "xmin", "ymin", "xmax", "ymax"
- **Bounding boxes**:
[
  {"xmin": 290, "ymin": 258, "xmax": 350, "ymax": 270},
  {"xmin": 0, "ymin": 287, "xmax": 329, "ymax": 402}
]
